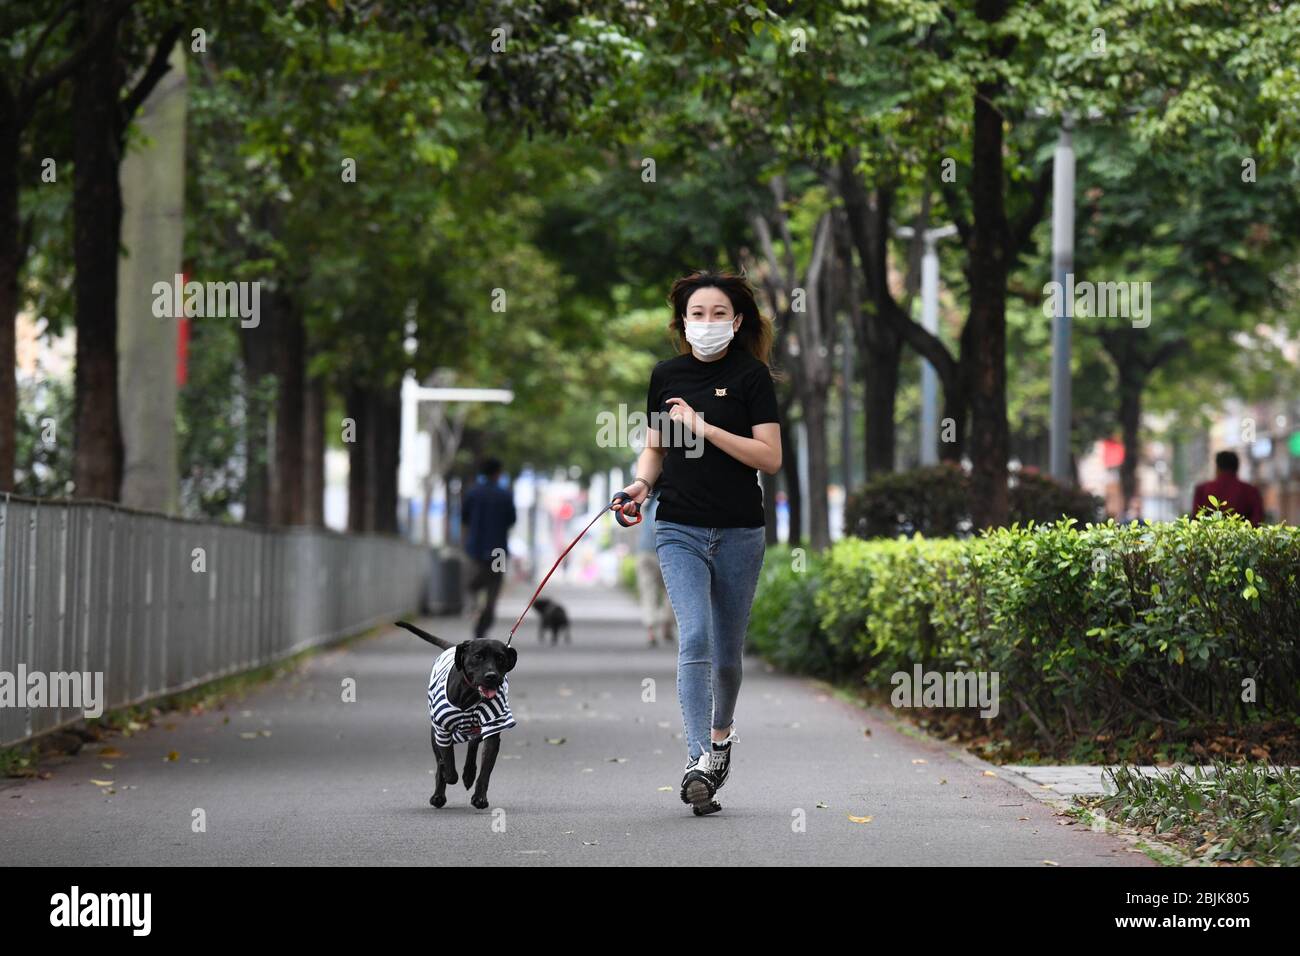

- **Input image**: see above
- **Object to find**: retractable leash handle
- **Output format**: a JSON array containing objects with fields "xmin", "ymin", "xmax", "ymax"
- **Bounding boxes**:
[
  {"xmin": 610, "ymin": 490, "xmax": 643, "ymax": 527},
  {"xmin": 505, "ymin": 492, "xmax": 643, "ymax": 646}
]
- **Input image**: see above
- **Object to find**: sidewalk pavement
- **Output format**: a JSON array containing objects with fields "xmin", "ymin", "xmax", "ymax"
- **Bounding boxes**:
[{"xmin": 0, "ymin": 580, "xmax": 1155, "ymax": 866}]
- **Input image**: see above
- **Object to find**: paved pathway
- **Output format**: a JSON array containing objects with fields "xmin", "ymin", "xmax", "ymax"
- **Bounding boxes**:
[{"xmin": 1, "ymin": 582, "xmax": 1153, "ymax": 866}]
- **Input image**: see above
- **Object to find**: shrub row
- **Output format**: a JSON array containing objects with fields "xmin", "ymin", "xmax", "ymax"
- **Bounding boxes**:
[
  {"xmin": 749, "ymin": 513, "xmax": 1300, "ymax": 750},
  {"xmin": 843, "ymin": 464, "xmax": 1104, "ymax": 539}
]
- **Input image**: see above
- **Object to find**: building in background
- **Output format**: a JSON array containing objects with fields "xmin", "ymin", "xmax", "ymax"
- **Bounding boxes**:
[{"xmin": 1076, "ymin": 397, "xmax": 1300, "ymax": 524}]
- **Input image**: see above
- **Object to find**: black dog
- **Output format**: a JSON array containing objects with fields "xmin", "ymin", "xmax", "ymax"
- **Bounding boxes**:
[
  {"xmin": 395, "ymin": 621, "xmax": 518, "ymax": 809},
  {"xmin": 532, "ymin": 597, "xmax": 571, "ymax": 644}
]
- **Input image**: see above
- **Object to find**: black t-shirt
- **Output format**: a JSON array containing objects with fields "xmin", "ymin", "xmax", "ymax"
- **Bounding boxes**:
[{"xmin": 645, "ymin": 345, "xmax": 780, "ymax": 528}]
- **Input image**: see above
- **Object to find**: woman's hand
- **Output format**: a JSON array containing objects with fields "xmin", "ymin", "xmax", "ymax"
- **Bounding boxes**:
[
  {"xmin": 617, "ymin": 478, "xmax": 650, "ymax": 519},
  {"xmin": 665, "ymin": 397, "xmax": 709, "ymax": 440}
]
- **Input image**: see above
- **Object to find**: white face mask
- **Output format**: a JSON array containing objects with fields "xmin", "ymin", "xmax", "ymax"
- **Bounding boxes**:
[{"xmin": 684, "ymin": 319, "xmax": 736, "ymax": 357}]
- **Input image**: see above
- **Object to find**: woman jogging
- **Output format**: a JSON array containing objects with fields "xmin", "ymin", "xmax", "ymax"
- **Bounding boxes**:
[{"xmin": 618, "ymin": 270, "xmax": 782, "ymax": 815}]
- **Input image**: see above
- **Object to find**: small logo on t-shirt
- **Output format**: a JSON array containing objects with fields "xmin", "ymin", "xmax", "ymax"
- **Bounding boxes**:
[{"xmin": 714, "ymin": 387, "xmax": 728, "ymax": 397}]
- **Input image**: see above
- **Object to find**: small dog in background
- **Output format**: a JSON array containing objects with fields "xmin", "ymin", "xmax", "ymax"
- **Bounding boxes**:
[{"xmin": 532, "ymin": 597, "xmax": 571, "ymax": 644}]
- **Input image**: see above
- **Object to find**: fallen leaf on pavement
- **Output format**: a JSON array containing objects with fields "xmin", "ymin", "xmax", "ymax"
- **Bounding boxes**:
[{"xmin": 848, "ymin": 814, "xmax": 873, "ymax": 824}]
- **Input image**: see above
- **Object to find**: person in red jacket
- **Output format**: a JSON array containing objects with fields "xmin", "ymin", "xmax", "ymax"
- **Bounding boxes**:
[{"xmin": 1192, "ymin": 450, "xmax": 1265, "ymax": 524}]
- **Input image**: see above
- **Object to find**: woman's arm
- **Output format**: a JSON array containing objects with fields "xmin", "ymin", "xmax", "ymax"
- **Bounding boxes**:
[
  {"xmin": 709, "ymin": 420, "xmax": 782, "ymax": 475},
  {"xmin": 617, "ymin": 426, "xmax": 665, "ymax": 518},
  {"xmin": 665, "ymin": 398, "xmax": 781, "ymax": 475}
]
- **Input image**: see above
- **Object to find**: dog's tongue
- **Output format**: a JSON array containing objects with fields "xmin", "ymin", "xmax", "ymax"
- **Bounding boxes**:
[{"xmin": 478, "ymin": 685, "xmax": 497, "ymax": 699}]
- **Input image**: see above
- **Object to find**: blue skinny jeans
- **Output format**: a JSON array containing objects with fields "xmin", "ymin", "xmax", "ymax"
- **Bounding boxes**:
[{"xmin": 654, "ymin": 519, "xmax": 766, "ymax": 760}]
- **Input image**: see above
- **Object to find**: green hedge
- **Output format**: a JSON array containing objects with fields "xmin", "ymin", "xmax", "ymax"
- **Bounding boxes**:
[
  {"xmin": 843, "ymin": 464, "xmax": 1104, "ymax": 539},
  {"xmin": 749, "ymin": 545, "xmax": 859, "ymax": 680},
  {"xmin": 749, "ymin": 513, "xmax": 1300, "ymax": 747}
]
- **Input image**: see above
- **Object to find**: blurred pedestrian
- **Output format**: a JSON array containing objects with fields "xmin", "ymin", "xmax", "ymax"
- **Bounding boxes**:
[
  {"xmin": 461, "ymin": 457, "xmax": 516, "ymax": 639},
  {"xmin": 1192, "ymin": 450, "xmax": 1264, "ymax": 524},
  {"xmin": 633, "ymin": 493, "xmax": 675, "ymax": 646}
]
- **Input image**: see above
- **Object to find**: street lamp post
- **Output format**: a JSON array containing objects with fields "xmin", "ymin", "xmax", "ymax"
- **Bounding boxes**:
[
  {"xmin": 896, "ymin": 223, "xmax": 958, "ymax": 465},
  {"xmin": 1049, "ymin": 115, "xmax": 1076, "ymax": 484}
]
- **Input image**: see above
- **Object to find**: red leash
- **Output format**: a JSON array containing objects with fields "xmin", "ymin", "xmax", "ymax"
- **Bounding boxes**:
[{"xmin": 506, "ymin": 492, "xmax": 642, "ymax": 646}]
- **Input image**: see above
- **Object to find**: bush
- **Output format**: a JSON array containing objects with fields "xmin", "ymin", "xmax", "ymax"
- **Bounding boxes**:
[
  {"xmin": 1096, "ymin": 763, "xmax": 1300, "ymax": 865},
  {"xmin": 747, "ymin": 545, "xmax": 859, "ymax": 680},
  {"xmin": 815, "ymin": 536, "xmax": 972, "ymax": 676},
  {"xmin": 843, "ymin": 464, "xmax": 1103, "ymax": 539},
  {"xmin": 843, "ymin": 464, "xmax": 969, "ymax": 538},
  {"xmin": 751, "ymin": 513, "xmax": 1300, "ymax": 753},
  {"xmin": 1009, "ymin": 471, "xmax": 1106, "ymax": 528}
]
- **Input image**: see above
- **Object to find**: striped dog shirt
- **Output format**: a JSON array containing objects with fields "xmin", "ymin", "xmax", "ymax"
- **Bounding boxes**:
[{"xmin": 427, "ymin": 646, "xmax": 516, "ymax": 746}]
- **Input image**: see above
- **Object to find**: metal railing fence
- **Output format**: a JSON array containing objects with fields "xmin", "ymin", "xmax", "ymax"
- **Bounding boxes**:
[{"xmin": 0, "ymin": 495, "xmax": 429, "ymax": 746}]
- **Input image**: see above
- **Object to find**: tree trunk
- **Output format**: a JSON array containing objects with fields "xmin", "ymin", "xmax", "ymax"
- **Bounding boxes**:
[
  {"xmin": 761, "ymin": 468, "xmax": 778, "ymax": 544},
  {"xmin": 374, "ymin": 383, "xmax": 400, "ymax": 534},
  {"xmin": 836, "ymin": 173, "xmax": 906, "ymax": 479},
  {"xmin": 0, "ymin": 3, "xmax": 139, "ymax": 492},
  {"xmin": 800, "ymin": 388, "xmax": 831, "ymax": 550},
  {"xmin": 0, "ymin": 118, "xmax": 18, "ymax": 492},
  {"xmin": 939, "ymin": 388, "xmax": 967, "ymax": 464},
  {"xmin": 1118, "ymin": 365, "xmax": 1144, "ymax": 515},
  {"xmin": 117, "ymin": 41, "xmax": 185, "ymax": 514},
  {"xmin": 71, "ymin": 5, "xmax": 126, "ymax": 501},
  {"xmin": 272, "ymin": 290, "xmax": 305, "ymax": 525},
  {"xmin": 962, "ymin": 69, "xmax": 1011, "ymax": 529},
  {"xmin": 862, "ymin": 334, "xmax": 900, "ymax": 478},
  {"xmin": 345, "ymin": 382, "xmax": 400, "ymax": 533},
  {"xmin": 240, "ymin": 323, "xmax": 275, "ymax": 525},
  {"xmin": 302, "ymin": 370, "xmax": 325, "ymax": 526},
  {"xmin": 780, "ymin": 407, "xmax": 802, "ymax": 547},
  {"xmin": 346, "ymin": 383, "xmax": 375, "ymax": 532}
]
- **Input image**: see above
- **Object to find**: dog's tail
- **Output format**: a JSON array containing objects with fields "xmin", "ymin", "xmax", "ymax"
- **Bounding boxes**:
[{"xmin": 394, "ymin": 621, "xmax": 453, "ymax": 650}]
